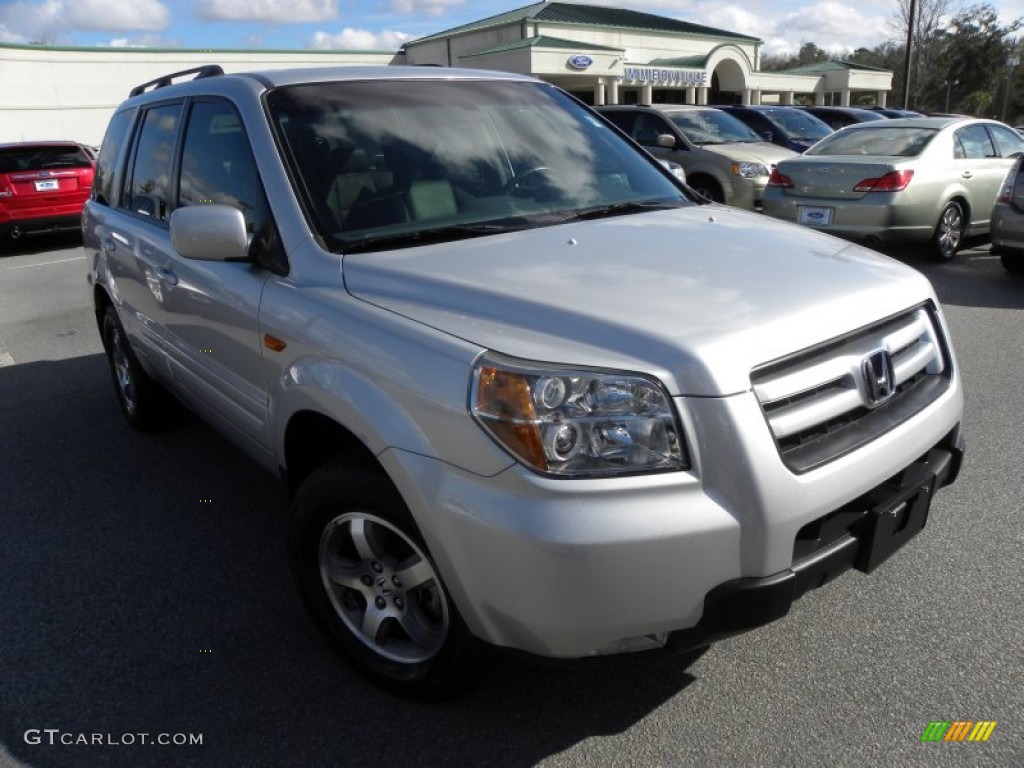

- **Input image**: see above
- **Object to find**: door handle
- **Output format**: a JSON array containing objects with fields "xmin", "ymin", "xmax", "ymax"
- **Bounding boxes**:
[
  {"xmin": 156, "ymin": 265, "xmax": 179, "ymax": 286},
  {"xmin": 962, "ymin": 171, "xmax": 973, "ymax": 179}
]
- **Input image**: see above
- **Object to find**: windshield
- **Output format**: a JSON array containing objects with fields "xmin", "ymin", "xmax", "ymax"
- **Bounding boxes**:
[
  {"xmin": 805, "ymin": 126, "xmax": 938, "ymax": 157},
  {"xmin": 760, "ymin": 109, "xmax": 832, "ymax": 142},
  {"xmin": 266, "ymin": 79, "xmax": 691, "ymax": 252},
  {"xmin": 668, "ymin": 109, "xmax": 762, "ymax": 145}
]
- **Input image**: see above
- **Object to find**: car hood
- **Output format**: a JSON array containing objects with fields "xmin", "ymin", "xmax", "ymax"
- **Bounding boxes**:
[
  {"xmin": 342, "ymin": 206, "xmax": 935, "ymax": 396},
  {"xmin": 702, "ymin": 141, "xmax": 797, "ymax": 166}
]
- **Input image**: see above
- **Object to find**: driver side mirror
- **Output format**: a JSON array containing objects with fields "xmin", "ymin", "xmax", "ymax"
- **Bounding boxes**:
[
  {"xmin": 759, "ymin": 131, "xmax": 774, "ymax": 142},
  {"xmin": 656, "ymin": 133, "xmax": 676, "ymax": 148}
]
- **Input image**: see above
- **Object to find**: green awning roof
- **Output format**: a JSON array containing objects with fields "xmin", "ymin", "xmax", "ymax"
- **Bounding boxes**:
[{"xmin": 409, "ymin": 2, "xmax": 761, "ymax": 46}]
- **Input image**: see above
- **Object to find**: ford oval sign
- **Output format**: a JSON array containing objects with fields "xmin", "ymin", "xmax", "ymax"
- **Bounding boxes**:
[{"xmin": 568, "ymin": 55, "xmax": 593, "ymax": 71}]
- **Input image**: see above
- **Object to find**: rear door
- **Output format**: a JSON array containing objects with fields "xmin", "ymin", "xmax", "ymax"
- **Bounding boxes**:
[
  {"xmin": 954, "ymin": 123, "xmax": 1011, "ymax": 231},
  {"xmin": 155, "ymin": 98, "xmax": 273, "ymax": 454}
]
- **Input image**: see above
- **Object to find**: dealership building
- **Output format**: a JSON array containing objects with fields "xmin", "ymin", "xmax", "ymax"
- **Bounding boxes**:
[{"xmin": 0, "ymin": 1, "xmax": 894, "ymax": 146}]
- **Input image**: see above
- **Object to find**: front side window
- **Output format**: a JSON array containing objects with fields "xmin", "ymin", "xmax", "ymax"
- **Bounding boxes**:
[
  {"xmin": 987, "ymin": 123, "xmax": 1024, "ymax": 158},
  {"xmin": 633, "ymin": 114, "xmax": 675, "ymax": 147},
  {"xmin": 178, "ymin": 100, "xmax": 269, "ymax": 238},
  {"xmin": 267, "ymin": 79, "xmax": 690, "ymax": 253},
  {"xmin": 126, "ymin": 103, "xmax": 183, "ymax": 221},
  {"xmin": 954, "ymin": 124, "xmax": 996, "ymax": 160}
]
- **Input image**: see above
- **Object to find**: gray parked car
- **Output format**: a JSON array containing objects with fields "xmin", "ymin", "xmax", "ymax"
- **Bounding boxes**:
[
  {"xmin": 763, "ymin": 116, "xmax": 1024, "ymax": 260},
  {"xmin": 598, "ymin": 104, "xmax": 797, "ymax": 209},
  {"xmin": 84, "ymin": 65, "xmax": 964, "ymax": 697},
  {"xmin": 991, "ymin": 156, "xmax": 1024, "ymax": 273}
]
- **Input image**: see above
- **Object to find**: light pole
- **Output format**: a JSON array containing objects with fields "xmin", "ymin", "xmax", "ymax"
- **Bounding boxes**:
[
  {"xmin": 945, "ymin": 79, "xmax": 958, "ymax": 113},
  {"xmin": 1002, "ymin": 47, "xmax": 1019, "ymax": 122},
  {"xmin": 901, "ymin": 0, "xmax": 916, "ymax": 109}
]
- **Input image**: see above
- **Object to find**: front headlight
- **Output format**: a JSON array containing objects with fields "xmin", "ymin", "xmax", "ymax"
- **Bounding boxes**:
[
  {"xmin": 470, "ymin": 354, "xmax": 687, "ymax": 478},
  {"xmin": 731, "ymin": 161, "xmax": 769, "ymax": 179}
]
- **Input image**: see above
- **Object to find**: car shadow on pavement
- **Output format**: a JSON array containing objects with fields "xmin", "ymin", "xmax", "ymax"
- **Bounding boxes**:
[
  {"xmin": 0, "ymin": 355, "xmax": 699, "ymax": 768},
  {"xmin": 0, "ymin": 230, "xmax": 83, "ymax": 258},
  {"xmin": 875, "ymin": 240, "xmax": 1024, "ymax": 311}
]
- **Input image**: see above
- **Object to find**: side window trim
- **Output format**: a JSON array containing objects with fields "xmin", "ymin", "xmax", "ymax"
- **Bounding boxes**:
[{"xmin": 120, "ymin": 98, "xmax": 186, "ymax": 226}]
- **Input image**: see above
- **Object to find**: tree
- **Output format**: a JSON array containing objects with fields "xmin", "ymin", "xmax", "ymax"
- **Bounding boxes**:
[
  {"xmin": 889, "ymin": 0, "xmax": 957, "ymax": 109},
  {"xmin": 933, "ymin": 4, "xmax": 1022, "ymax": 116}
]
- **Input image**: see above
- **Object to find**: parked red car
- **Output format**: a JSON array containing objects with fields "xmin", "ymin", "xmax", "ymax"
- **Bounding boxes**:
[{"xmin": 0, "ymin": 141, "xmax": 95, "ymax": 250}]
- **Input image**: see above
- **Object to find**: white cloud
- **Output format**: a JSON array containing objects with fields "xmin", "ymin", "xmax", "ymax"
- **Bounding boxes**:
[
  {"xmin": 310, "ymin": 27, "xmax": 410, "ymax": 50},
  {"xmin": 196, "ymin": 0, "xmax": 338, "ymax": 23},
  {"xmin": 387, "ymin": 0, "xmax": 467, "ymax": 18},
  {"xmin": 66, "ymin": 0, "xmax": 170, "ymax": 31},
  {"xmin": 105, "ymin": 34, "xmax": 175, "ymax": 48},
  {"xmin": 0, "ymin": 23, "xmax": 25, "ymax": 43},
  {"xmin": 0, "ymin": 0, "xmax": 169, "ymax": 42}
]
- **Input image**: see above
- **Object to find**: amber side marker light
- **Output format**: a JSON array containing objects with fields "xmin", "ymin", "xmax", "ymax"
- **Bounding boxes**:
[{"xmin": 263, "ymin": 334, "xmax": 287, "ymax": 352}]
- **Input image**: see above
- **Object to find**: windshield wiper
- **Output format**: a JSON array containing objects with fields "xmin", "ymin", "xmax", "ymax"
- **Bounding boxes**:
[
  {"xmin": 555, "ymin": 199, "xmax": 686, "ymax": 223},
  {"xmin": 341, "ymin": 219, "xmax": 538, "ymax": 253}
]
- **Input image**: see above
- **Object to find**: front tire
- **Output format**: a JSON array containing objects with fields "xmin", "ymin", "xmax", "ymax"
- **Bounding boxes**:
[
  {"xmin": 932, "ymin": 201, "xmax": 965, "ymax": 261},
  {"xmin": 288, "ymin": 461, "xmax": 478, "ymax": 698},
  {"xmin": 687, "ymin": 175, "xmax": 724, "ymax": 204}
]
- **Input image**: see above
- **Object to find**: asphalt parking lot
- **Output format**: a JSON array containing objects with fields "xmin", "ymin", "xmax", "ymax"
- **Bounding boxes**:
[{"xmin": 0, "ymin": 233, "xmax": 1021, "ymax": 768}]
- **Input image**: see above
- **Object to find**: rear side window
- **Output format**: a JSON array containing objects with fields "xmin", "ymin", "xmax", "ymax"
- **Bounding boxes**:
[
  {"xmin": 93, "ymin": 109, "xmax": 135, "ymax": 206},
  {"xmin": 126, "ymin": 102, "xmax": 183, "ymax": 221}
]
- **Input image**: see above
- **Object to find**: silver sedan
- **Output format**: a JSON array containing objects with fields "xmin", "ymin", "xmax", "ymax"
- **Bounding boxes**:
[{"xmin": 762, "ymin": 117, "xmax": 1024, "ymax": 260}]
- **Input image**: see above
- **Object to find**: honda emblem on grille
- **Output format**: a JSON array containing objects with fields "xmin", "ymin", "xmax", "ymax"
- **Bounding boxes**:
[{"xmin": 861, "ymin": 349, "xmax": 896, "ymax": 407}]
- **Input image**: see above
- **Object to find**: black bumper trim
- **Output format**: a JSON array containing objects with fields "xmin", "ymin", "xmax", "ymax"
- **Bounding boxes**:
[{"xmin": 668, "ymin": 426, "xmax": 964, "ymax": 654}]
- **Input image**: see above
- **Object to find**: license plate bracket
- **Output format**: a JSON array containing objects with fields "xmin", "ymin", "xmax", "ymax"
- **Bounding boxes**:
[
  {"xmin": 798, "ymin": 205, "xmax": 834, "ymax": 226},
  {"xmin": 855, "ymin": 479, "xmax": 934, "ymax": 573}
]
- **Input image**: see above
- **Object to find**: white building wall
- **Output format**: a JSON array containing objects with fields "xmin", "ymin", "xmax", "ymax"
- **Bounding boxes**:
[{"xmin": 0, "ymin": 44, "xmax": 397, "ymax": 146}]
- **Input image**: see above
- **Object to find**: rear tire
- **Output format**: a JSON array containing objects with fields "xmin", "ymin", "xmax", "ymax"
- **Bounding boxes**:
[
  {"xmin": 101, "ymin": 305, "xmax": 174, "ymax": 431},
  {"xmin": 288, "ymin": 461, "xmax": 478, "ymax": 699},
  {"xmin": 932, "ymin": 201, "xmax": 965, "ymax": 261}
]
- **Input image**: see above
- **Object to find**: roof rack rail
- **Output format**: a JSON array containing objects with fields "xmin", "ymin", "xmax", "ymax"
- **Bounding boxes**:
[{"xmin": 129, "ymin": 65, "xmax": 225, "ymax": 98}]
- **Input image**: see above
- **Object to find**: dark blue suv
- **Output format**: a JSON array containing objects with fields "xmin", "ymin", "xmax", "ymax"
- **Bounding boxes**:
[{"xmin": 717, "ymin": 105, "xmax": 832, "ymax": 153}]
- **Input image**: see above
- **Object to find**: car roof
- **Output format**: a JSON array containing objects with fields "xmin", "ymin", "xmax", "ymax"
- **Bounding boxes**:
[
  {"xmin": 597, "ymin": 104, "xmax": 721, "ymax": 113},
  {"xmin": 840, "ymin": 116, "xmax": 980, "ymax": 129},
  {"xmin": 124, "ymin": 64, "xmax": 537, "ymax": 103},
  {"xmin": 0, "ymin": 140, "xmax": 86, "ymax": 150}
]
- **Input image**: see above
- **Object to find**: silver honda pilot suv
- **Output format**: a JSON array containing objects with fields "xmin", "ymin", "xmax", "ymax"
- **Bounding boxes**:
[{"xmin": 84, "ymin": 65, "xmax": 964, "ymax": 697}]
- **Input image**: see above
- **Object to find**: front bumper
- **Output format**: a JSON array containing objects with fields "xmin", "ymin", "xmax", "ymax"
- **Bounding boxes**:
[{"xmin": 668, "ymin": 427, "xmax": 963, "ymax": 652}]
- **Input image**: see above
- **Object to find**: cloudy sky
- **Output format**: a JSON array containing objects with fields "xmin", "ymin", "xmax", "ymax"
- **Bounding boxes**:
[{"xmin": 0, "ymin": 0, "xmax": 1020, "ymax": 57}]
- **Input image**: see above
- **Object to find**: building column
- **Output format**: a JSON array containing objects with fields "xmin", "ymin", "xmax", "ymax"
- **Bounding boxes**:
[
  {"xmin": 594, "ymin": 80, "xmax": 606, "ymax": 106},
  {"xmin": 742, "ymin": 88, "xmax": 753, "ymax": 104},
  {"xmin": 877, "ymin": 90, "xmax": 887, "ymax": 107},
  {"xmin": 640, "ymin": 84, "xmax": 653, "ymax": 105},
  {"xmin": 752, "ymin": 89, "xmax": 762, "ymax": 106},
  {"xmin": 815, "ymin": 92, "xmax": 826, "ymax": 106},
  {"xmin": 686, "ymin": 86, "xmax": 696, "ymax": 105},
  {"xmin": 697, "ymin": 87, "xmax": 708, "ymax": 105},
  {"xmin": 781, "ymin": 91, "xmax": 795, "ymax": 105},
  {"xmin": 840, "ymin": 90, "xmax": 851, "ymax": 106},
  {"xmin": 608, "ymin": 78, "xmax": 619, "ymax": 105}
]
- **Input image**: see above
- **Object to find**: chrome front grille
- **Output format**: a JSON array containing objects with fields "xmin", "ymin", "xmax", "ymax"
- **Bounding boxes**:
[{"xmin": 751, "ymin": 305, "xmax": 951, "ymax": 473}]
